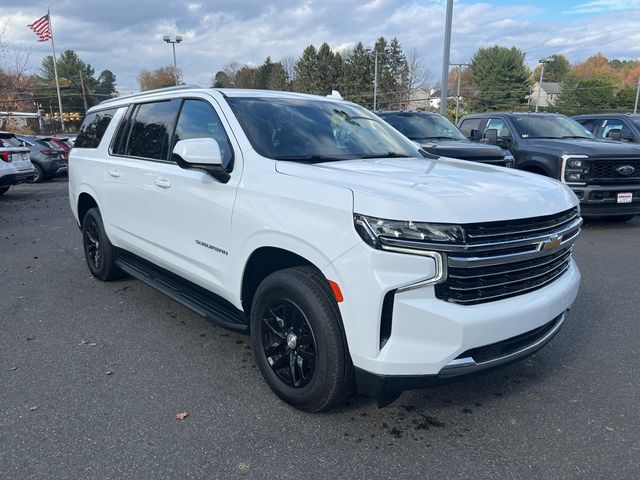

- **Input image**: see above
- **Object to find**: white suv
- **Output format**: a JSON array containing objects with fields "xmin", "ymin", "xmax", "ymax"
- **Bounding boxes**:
[
  {"xmin": 69, "ymin": 86, "xmax": 582, "ymax": 411},
  {"xmin": 0, "ymin": 132, "xmax": 35, "ymax": 195}
]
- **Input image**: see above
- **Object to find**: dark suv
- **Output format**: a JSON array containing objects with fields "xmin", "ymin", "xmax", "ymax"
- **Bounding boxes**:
[
  {"xmin": 378, "ymin": 111, "xmax": 514, "ymax": 167},
  {"xmin": 574, "ymin": 114, "xmax": 640, "ymax": 143},
  {"xmin": 458, "ymin": 112, "xmax": 640, "ymax": 221}
]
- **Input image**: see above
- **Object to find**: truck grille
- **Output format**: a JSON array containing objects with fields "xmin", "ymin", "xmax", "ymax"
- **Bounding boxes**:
[
  {"xmin": 433, "ymin": 207, "xmax": 580, "ymax": 305},
  {"xmin": 588, "ymin": 159, "xmax": 640, "ymax": 183}
]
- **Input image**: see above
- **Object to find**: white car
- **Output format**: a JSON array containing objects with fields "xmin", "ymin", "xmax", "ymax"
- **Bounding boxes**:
[
  {"xmin": 69, "ymin": 86, "xmax": 581, "ymax": 411},
  {"xmin": 0, "ymin": 132, "xmax": 35, "ymax": 195}
]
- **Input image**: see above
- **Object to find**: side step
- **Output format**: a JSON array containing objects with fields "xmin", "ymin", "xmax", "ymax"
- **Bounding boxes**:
[{"xmin": 115, "ymin": 252, "xmax": 248, "ymax": 332}]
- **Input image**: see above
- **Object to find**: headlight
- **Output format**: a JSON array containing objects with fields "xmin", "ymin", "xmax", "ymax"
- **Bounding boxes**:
[
  {"xmin": 354, "ymin": 214, "xmax": 465, "ymax": 248},
  {"xmin": 562, "ymin": 155, "xmax": 589, "ymax": 184}
]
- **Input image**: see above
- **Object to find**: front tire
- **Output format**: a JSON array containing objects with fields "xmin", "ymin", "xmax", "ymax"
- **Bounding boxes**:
[
  {"xmin": 30, "ymin": 163, "xmax": 45, "ymax": 183},
  {"xmin": 250, "ymin": 266, "xmax": 354, "ymax": 412},
  {"xmin": 82, "ymin": 208, "xmax": 123, "ymax": 281}
]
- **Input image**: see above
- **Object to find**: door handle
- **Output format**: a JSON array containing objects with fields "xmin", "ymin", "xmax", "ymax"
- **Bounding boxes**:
[
  {"xmin": 108, "ymin": 169, "xmax": 121, "ymax": 178},
  {"xmin": 154, "ymin": 178, "xmax": 171, "ymax": 189}
]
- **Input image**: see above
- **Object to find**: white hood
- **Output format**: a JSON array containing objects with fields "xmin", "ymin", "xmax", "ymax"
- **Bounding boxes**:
[{"xmin": 275, "ymin": 157, "xmax": 578, "ymax": 224}]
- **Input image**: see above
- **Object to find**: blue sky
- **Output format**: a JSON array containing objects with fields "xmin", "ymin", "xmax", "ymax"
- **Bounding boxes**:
[{"xmin": 0, "ymin": 0, "xmax": 639, "ymax": 91}]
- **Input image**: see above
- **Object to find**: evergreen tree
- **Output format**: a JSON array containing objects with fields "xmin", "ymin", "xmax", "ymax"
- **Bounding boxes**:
[
  {"xmin": 293, "ymin": 45, "xmax": 319, "ymax": 94},
  {"xmin": 472, "ymin": 45, "xmax": 530, "ymax": 110},
  {"xmin": 340, "ymin": 42, "xmax": 373, "ymax": 106}
]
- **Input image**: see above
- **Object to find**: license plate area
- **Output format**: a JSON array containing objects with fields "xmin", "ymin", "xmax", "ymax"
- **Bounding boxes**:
[{"xmin": 617, "ymin": 192, "xmax": 633, "ymax": 204}]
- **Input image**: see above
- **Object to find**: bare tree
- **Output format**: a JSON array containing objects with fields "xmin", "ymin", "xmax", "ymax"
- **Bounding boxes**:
[
  {"xmin": 0, "ymin": 21, "xmax": 8, "ymax": 65},
  {"xmin": 280, "ymin": 55, "xmax": 297, "ymax": 83},
  {"xmin": 406, "ymin": 48, "xmax": 434, "ymax": 100},
  {"xmin": 10, "ymin": 44, "xmax": 32, "ymax": 81},
  {"xmin": 222, "ymin": 62, "xmax": 239, "ymax": 86}
]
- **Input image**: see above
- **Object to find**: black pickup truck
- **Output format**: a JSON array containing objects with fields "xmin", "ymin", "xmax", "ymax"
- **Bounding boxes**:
[
  {"xmin": 377, "ymin": 111, "xmax": 514, "ymax": 168},
  {"xmin": 458, "ymin": 112, "xmax": 640, "ymax": 221},
  {"xmin": 574, "ymin": 113, "xmax": 640, "ymax": 143}
]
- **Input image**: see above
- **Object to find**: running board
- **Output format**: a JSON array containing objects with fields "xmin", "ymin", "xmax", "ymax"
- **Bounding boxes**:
[{"xmin": 115, "ymin": 252, "xmax": 248, "ymax": 332}]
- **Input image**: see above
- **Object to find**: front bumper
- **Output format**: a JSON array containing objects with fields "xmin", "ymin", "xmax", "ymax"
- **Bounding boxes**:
[
  {"xmin": 0, "ymin": 170, "xmax": 36, "ymax": 186},
  {"xmin": 571, "ymin": 184, "xmax": 640, "ymax": 216},
  {"xmin": 356, "ymin": 311, "xmax": 567, "ymax": 397},
  {"xmin": 324, "ymin": 243, "xmax": 581, "ymax": 390}
]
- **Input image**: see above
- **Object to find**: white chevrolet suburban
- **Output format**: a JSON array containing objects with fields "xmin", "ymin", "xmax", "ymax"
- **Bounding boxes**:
[{"xmin": 69, "ymin": 86, "xmax": 582, "ymax": 411}]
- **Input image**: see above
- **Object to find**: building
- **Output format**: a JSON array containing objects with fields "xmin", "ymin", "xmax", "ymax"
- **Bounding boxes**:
[{"xmin": 530, "ymin": 82, "xmax": 563, "ymax": 107}]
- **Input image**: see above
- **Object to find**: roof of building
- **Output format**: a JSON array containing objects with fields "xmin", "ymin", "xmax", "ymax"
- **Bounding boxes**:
[{"xmin": 537, "ymin": 82, "xmax": 563, "ymax": 95}]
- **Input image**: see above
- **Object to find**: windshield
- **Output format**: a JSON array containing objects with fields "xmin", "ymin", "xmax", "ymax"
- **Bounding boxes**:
[
  {"xmin": 511, "ymin": 115, "xmax": 594, "ymax": 139},
  {"xmin": 0, "ymin": 136, "xmax": 22, "ymax": 148},
  {"xmin": 379, "ymin": 113, "xmax": 466, "ymax": 141},
  {"xmin": 226, "ymin": 97, "xmax": 420, "ymax": 161}
]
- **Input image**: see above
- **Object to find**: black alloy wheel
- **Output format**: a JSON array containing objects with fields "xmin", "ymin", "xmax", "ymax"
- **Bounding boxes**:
[
  {"xmin": 261, "ymin": 298, "xmax": 317, "ymax": 388},
  {"xmin": 84, "ymin": 219, "xmax": 103, "ymax": 272}
]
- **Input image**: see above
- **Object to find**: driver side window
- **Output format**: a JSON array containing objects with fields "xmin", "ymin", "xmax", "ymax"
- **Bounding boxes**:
[
  {"xmin": 484, "ymin": 118, "xmax": 512, "ymax": 139},
  {"xmin": 173, "ymin": 99, "xmax": 234, "ymax": 169}
]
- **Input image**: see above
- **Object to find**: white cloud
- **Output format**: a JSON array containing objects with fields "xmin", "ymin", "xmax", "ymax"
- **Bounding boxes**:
[{"xmin": 563, "ymin": 0, "xmax": 640, "ymax": 14}]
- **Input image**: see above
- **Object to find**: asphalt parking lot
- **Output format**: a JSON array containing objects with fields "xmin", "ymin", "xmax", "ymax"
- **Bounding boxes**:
[{"xmin": 1, "ymin": 178, "xmax": 639, "ymax": 479}]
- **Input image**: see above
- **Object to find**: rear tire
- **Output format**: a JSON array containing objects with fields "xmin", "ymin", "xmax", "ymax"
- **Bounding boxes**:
[
  {"xmin": 82, "ymin": 208, "xmax": 124, "ymax": 281},
  {"xmin": 30, "ymin": 163, "xmax": 45, "ymax": 183},
  {"xmin": 250, "ymin": 266, "xmax": 354, "ymax": 412},
  {"xmin": 0, "ymin": 186, "xmax": 9, "ymax": 195}
]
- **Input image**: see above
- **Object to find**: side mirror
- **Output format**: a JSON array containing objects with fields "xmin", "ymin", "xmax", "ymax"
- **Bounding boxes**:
[
  {"xmin": 470, "ymin": 129, "xmax": 482, "ymax": 141},
  {"xmin": 484, "ymin": 128, "xmax": 498, "ymax": 145},
  {"xmin": 172, "ymin": 138, "xmax": 229, "ymax": 183},
  {"xmin": 608, "ymin": 129, "xmax": 622, "ymax": 141}
]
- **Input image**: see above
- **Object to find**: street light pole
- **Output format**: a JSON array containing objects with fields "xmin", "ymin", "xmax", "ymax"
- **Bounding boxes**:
[
  {"xmin": 163, "ymin": 35, "xmax": 183, "ymax": 85},
  {"xmin": 450, "ymin": 63, "xmax": 469, "ymax": 123},
  {"xmin": 374, "ymin": 51, "xmax": 379, "ymax": 111},
  {"xmin": 440, "ymin": 0, "xmax": 454, "ymax": 115},
  {"xmin": 634, "ymin": 75, "xmax": 640, "ymax": 114},
  {"xmin": 535, "ymin": 58, "xmax": 549, "ymax": 113}
]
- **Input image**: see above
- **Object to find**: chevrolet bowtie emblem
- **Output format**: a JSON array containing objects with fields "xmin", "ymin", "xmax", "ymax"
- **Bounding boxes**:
[{"xmin": 540, "ymin": 235, "xmax": 561, "ymax": 251}]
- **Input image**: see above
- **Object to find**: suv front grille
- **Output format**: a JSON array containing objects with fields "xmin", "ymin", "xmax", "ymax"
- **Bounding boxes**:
[
  {"xmin": 588, "ymin": 159, "xmax": 640, "ymax": 183},
  {"xmin": 434, "ymin": 208, "xmax": 581, "ymax": 305}
]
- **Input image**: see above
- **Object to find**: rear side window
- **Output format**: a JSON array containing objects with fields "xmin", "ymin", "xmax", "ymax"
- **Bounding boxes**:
[
  {"xmin": 75, "ymin": 109, "xmax": 117, "ymax": 148},
  {"xmin": 459, "ymin": 118, "xmax": 481, "ymax": 138},
  {"xmin": 173, "ymin": 99, "xmax": 234, "ymax": 169},
  {"xmin": 576, "ymin": 118, "xmax": 596, "ymax": 133},
  {"xmin": 0, "ymin": 135, "xmax": 21, "ymax": 147},
  {"xmin": 126, "ymin": 99, "xmax": 180, "ymax": 160},
  {"xmin": 598, "ymin": 119, "xmax": 634, "ymax": 140}
]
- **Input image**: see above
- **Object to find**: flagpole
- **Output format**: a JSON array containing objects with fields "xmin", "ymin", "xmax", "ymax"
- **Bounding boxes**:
[{"xmin": 47, "ymin": 7, "xmax": 65, "ymax": 132}]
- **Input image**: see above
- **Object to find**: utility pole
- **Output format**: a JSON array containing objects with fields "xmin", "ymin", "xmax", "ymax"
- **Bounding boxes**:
[
  {"xmin": 634, "ymin": 75, "xmax": 640, "ymax": 114},
  {"xmin": 535, "ymin": 58, "xmax": 550, "ymax": 113},
  {"xmin": 373, "ymin": 51, "xmax": 379, "ymax": 111},
  {"xmin": 440, "ymin": 0, "xmax": 454, "ymax": 115},
  {"xmin": 79, "ymin": 69, "xmax": 88, "ymax": 114},
  {"xmin": 450, "ymin": 63, "xmax": 470, "ymax": 123}
]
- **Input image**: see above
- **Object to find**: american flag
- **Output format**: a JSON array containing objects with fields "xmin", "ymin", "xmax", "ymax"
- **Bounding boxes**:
[{"xmin": 27, "ymin": 14, "xmax": 52, "ymax": 42}]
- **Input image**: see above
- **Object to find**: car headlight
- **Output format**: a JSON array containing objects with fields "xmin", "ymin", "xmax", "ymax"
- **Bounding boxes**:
[
  {"xmin": 562, "ymin": 155, "xmax": 590, "ymax": 184},
  {"xmin": 354, "ymin": 214, "xmax": 464, "ymax": 248}
]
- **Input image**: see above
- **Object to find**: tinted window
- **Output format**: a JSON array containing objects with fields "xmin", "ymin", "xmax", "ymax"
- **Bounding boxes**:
[
  {"xmin": 598, "ymin": 119, "xmax": 634, "ymax": 141},
  {"xmin": 483, "ymin": 118, "xmax": 512, "ymax": 139},
  {"xmin": 576, "ymin": 118, "xmax": 596, "ymax": 133},
  {"xmin": 459, "ymin": 118, "xmax": 482, "ymax": 137},
  {"xmin": 227, "ymin": 97, "xmax": 419, "ymax": 161},
  {"xmin": 379, "ymin": 113, "xmax": 466, "ymax": 141},
  {"xmin": 0, "ymin": 136, "xmax": 22, "ymax": 147},
  {"xmin": 173, "ymin": 100, "xmax": 233, "ymax": 169},
  {"xmin": 510, "ymin": 115, "xmax": 593, "ymax": 139},
  {"xmin": 126, "ymin": 99, "xmax": 180, "ymax": 160},
  {"xmin": 75, "ymin": 109, "xmax": 117, "ymax": 148}
]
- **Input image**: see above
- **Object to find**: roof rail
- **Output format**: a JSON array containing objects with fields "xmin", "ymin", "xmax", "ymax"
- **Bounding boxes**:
[{"xmin": 99, "ymin": 84, "xmax": 203, "ymax": 106}]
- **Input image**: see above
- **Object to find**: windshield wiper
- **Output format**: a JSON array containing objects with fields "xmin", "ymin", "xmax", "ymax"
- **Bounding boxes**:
[
  {"xmin": 359, "ymin": 152, "xmax": 413, "ymax": 159},
  {"xmin": 413, "ymin": 136, "xmax": 460, "ymax": 141}
]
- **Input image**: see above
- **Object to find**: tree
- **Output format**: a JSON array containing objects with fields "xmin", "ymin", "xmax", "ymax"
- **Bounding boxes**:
[
  {"xmin": 533, "ymin": 54, "xmax": 571, "ymax": 83},
  {"xmin": 293, "ymin": 45, "xmax": 319, "ymax": 94},
  {"xmin": 233, "ymin": 65, "xmax": 259, "ymax": 88},
  {"xmin": 573, "ymin": 53, "xmax": 614, "ymax": 80},
  {"xmin": 95, "ymin": 70, "xmax": 117, "ymax": 98},
  {"xmin": 137, "ymin": 66, "xmax": 181, "ymax": 91},
  {"xmin": 471, "ymin": 45, "xmax": 530, "ymax": 110},
  {"xmin": 212, "ymin": 71, "xmax": 230, "ymax": 88},
  {"xmin": 340, "ymin": 42, "xmax": 373, "ymax": 105},
  {"xmin": 406, "ymin": 48, "xmax": 433, "ymax": 98},
  {"xmin": 315, "ymin": 43, "xmax": 342, "ymax": 95}
]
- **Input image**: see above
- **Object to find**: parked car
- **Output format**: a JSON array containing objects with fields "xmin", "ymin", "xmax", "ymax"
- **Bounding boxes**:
[
  {"xmin": 377, "ymin": 111, "xmax": 514, "ymax": 167},
  {"xmin": 70, "ymin": 86, "xmax": 581, "ymax": 411},
  {"xmin": 459, "ymin": 112, "xmax": 640, "ymax": 221},
  {"xmin": 41, "ymin": 136, "xmax": 72, "ymax": 163},
  {"xmin": 574, "ymin": 113, "xmax": 640, "ymax": 143},
  {"xmin": 0, "ymin": 132, "xmax": 35, "ymax": 195},
  {"xmin": 16, "ymin": 136, "xmax": 67, "ymax": 182}
]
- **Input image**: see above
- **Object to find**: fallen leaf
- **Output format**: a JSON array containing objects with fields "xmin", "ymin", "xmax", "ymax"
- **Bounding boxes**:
[
  {"xmin": 176, "ymin": 412, "xmax": 189, "ymax": 420},
  {"xmin": 237, "ymin": 463, "xmax": 250, "ymax": 474},
  {"xmin": 105, "ymin": 370, "xmax": 113, "ymax": 376},
  {"xmin": 9, "ymin": 367, "xmax": 17, "ymax": 372},
  {"xmin": 605, "ymin": 426, "xmax": 615, "ymax": 432},
  {"xmin": 29, "ymin": 405, "xmax": 39, "ymax": 411},
  {"xmin": 79, "ymin": 340, "xmax": 89, "ymax": 345}
]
